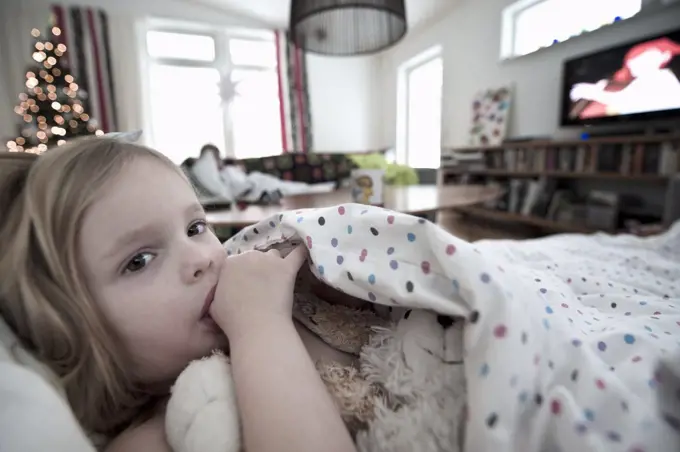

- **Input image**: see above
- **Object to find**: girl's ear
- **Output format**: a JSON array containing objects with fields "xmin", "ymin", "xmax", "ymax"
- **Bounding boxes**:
[{"xmin": 104, "ymin": 130, "xmax": 143, "ymax": 143}]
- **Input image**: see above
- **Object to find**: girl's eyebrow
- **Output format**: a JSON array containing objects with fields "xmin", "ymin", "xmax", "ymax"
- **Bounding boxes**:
[
  {"xmin": 103, "ymin": 203, "xmax": 204, "ymax": 260},
  {"xmin": 104, "ymin": 224, "xmax": 161, "ymax": 260}
]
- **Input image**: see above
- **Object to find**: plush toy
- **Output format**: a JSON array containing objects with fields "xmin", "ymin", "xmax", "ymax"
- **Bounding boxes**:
[{"xmin": 165, "ymin": 351, "xmax": 241, "ymax": 452}]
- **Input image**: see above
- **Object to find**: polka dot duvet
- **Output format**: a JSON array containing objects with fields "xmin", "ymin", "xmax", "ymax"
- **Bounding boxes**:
[{"xmin": 224, "ymin": 203, "xmax": 680, "ymax": 452}]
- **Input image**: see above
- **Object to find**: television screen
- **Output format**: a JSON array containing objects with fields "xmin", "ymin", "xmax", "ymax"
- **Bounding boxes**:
[{"xmin": 561, "ymin": 28, "xmax": 680, "ymax": 126}]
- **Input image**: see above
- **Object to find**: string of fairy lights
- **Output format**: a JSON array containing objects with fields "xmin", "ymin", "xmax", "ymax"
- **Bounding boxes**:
[{"xmin": 6, "ymin": 26, "xmax": 103, "ymax": 153}]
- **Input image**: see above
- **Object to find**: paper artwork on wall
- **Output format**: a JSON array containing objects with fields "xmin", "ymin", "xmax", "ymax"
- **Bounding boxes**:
[{"xmin": 468, "ymin": 86, "xmax": 512, "ymax": 146}]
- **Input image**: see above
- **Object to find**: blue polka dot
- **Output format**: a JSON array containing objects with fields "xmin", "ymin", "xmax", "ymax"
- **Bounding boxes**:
[
  {"xmin": 607, "ymin": 431, "xmax": 621, "ymax": 442},
  {"xmin": 649, "ymin": 379, "xmax": 658, "ymax": 389},
  {"xmin": 318, "ymin": 265, "xmax": 325, "ymax": 276},
  {"xmin": 584, "ymin": 409, "xmax": 595, "ymax": 422},
  {"xmin": 519, "ymin": 391, "xmax": 529, "ymax": 403},
  {"xmin": 407, "ymin": 232, "xmax": 416, "ymax": 242},
  {"xmin": 368, "ymin": 274, "xmax": 376, "ymax": 285},
  {"xmin": 624, "ymin": 334, "xmax": 635, "ymax": 344},
  {"xmin": 347, "ymin": 225, "xmax": 353, "ymax": 234},
  {"xmin": 269, "ymin": 221, "xmax": 276, "ymax": 228},
  {"xmin": 545, "ymin": 306, "xmax": 554, "ymax": 314},
  {"xmin": 543, "ymin": 318, "xmax": 550, "ymax": 330},
  {"xmin": 575, "ymin": 423, "xmax": 588, "ymax": 435},
  {"xmin": 452, "ymin": 280, "xmax": 460, "ymax": 293},
  {"xmin": 598, "ymin": 341, "xmax": 607, "ymax": 351},
  {"xmin": 389, "ymin": 260, "xmax": 398, "ymax": 270},
  {"xmin": 368, "ymin": 292, "xmax": 376, "ymax": 302},
  {"xmin": 331, "ymin": 238, "xmax": 338, "ymax": 247},
  {"xmin": 639, "ymin": 301, "xmax": 647, "ymax": 306},
  {"xmin": 540, "ymin": 288, "xmax": 547, "ymax": 294},
  {"xmin": 387, "ymin": 247, "xmax": 395, "ymax": 255},
  {"xmin": 297, "ymin": 217, "xmax": 304, "ymax": 223},
  {"xmin": 337, "ymin": 256, "xmax": 344, "ymax": 265},
  {"xmin": 480, "ymin": 363, "xmax": 490, "ymax": 377},
  {"xmin": 572, "ymin": 339, "xmax": 582, "ymax": 347},
  {"xmin": 644, "ymin": 325, "xmax": 652, "ymax": 332},
  {"xmin": 480, "ymin": 273, "xmax": 491, "ymax": 283}
]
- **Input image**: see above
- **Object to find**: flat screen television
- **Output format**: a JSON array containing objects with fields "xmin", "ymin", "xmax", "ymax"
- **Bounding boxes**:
[{"xmin": 560, "ymin": 28, "xmax": 680, "ymax": 127}]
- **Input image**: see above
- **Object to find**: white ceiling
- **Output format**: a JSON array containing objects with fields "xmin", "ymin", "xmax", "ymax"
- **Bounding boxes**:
[{"xmin": 190, "ymin": 0, "xmax": 456, "ymax": 29}]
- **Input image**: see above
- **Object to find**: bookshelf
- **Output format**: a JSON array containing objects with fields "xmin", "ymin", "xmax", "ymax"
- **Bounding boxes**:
[{"xmin": 440, "ymin": 133, "xmax": 680, "ymax": 235}]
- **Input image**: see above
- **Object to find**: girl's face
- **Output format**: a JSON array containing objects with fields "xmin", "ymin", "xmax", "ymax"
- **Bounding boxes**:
[
  {"xmin": 79, "ymin": 157, "xmax": 227, "ymax": 383},
  {"xmin": 628, "ymin": 49, "xmax": 670, "ymax": 78}
]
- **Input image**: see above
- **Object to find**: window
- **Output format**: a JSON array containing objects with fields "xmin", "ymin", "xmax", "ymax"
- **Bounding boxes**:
[
  {"xmin": 396, "ymin": 47, "xmax": 443, "ymax": 169},
  {"xmin": 145, "ymin": 27, "xmax": 282, "ymax": 163},
  {"xmin": 501, "ymin": 0, "xmax": 643, "ymax": 59}
]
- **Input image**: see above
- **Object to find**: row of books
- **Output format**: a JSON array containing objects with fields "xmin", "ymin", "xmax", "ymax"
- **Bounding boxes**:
[
  {"xmin": 484, "ymin": 178, "xmax": 619, "ymax": 230},
  {"xmin": 443, "ymin": 141, "xmax": 679, "ymax": 175}
]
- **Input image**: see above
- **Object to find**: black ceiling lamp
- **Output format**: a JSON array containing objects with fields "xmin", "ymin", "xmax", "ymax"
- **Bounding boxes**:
[{"xmin": 289, "ymin": 0, "xmax": 408, "ymax": 56}]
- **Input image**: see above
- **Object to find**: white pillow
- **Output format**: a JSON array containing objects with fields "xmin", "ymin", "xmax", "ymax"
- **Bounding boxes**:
[{"xmin": 0, "ymin": 317, "xmax": 95, "ymax": 451}]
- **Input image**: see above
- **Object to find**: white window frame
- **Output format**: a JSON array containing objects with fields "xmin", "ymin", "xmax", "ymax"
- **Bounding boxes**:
[
  {"xmin": 142, "ymin": 19, "xmax": 279, "ymax": 159},
  {"xmin": 500, "ymin": 0, "xmax": 649, "ymax": 60},
  {"xmin": 396, "ymin": 45, "xmax": 443, "ymax": 169}
]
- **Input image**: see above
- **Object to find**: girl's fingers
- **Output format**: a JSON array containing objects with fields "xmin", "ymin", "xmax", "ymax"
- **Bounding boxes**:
[{"xmin": 283, "ymin": 245, "xmax": 307, "ymax": 271}]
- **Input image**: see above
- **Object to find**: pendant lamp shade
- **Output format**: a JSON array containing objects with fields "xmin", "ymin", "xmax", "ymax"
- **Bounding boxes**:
[{"xmin": 289, "ymin": 0, "xmax": 407, "ymax": 56}]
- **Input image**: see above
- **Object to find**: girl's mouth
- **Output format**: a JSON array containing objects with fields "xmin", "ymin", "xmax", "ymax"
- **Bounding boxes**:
[{"xmin": 200, "ymin": 285, "xmax": 217, "ymax": 319}]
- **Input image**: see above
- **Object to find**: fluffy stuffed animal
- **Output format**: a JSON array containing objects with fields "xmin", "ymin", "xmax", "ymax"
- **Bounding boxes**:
[{"xmin": 165, "ymin": 351, "xmax": 241, "ymax": 452}]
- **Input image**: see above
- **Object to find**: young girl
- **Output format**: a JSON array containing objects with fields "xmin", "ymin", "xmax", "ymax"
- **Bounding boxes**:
[{"xmin": 0, "ymin": 138, "xmax": 356, "ymax": 452}]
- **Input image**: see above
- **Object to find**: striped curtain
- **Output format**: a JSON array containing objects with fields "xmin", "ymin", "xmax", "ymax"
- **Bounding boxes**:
[
  {"xmin": 50, "ymin": 5, "xmax": 117, "ymax": 133},
  {"xmin": 275, "ymin": 30, "xmax": 313, "ymax": 153}
]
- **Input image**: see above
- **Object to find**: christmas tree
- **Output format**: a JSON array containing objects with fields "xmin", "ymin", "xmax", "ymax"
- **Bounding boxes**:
[{"xmin": 7, "ymin": 22, "xmax": 102, "ymax": 153}]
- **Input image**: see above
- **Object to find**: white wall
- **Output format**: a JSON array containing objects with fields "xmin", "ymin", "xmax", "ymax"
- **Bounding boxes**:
[
  {"xmin": 307, "ymin": 54, "xmax": 380, "ymax": 152},
  {"xmin": 377, "ymin": 0, "xmax": 680, "ymax": 148}
]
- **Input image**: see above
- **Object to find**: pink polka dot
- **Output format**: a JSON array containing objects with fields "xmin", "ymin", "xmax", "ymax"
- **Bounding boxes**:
[
  {"xmin": 446, "ymin": 244, "xmax": 456, "ymax": 255},
  {"xmin": 561, "ymin": 303, "xmax": 569, "ymax": 308},
  {"xmin": 421, "ymin": 261, "xmax": 431, "ymax": 274},
  {"xmin": 551, "ymin": 399, "xmax": 561, "ymax": 415},
  {"xmin": 653, "ymin": 311, "xmax": 661, "ymax": 315},
  {"xmin": 361, "ymin": 249, "xmax": 368, "ymax": 257},
  {"xmin": 632, "ymin": 356, "xmax": 642, "ymax": 363},
  {"xmin": 387, "ymin": 215, "xmax": 395, "ymax": 224},
  {"xmin": 493, "ymin": 324, "xmax": 507, "ymax": 338},
  {"xmin": 534, "ymin": 354, "xmax": 541, "ymax": 365},
  {"xmin": 595, "ymin": 379, "xmax": 606, "ymax": 390},
  {"xmin": 306, "ymin": 236, "xmax": 312, "ymax": 249},
  {"xmin": 359, "ymin": 255, "xmax": 366, "ymax": 262},
  {"xmin": 338, "ymin": 206, "xmax": 345, "ymax": 215},
  {"xmin": 567, "ymin": 278, "xmax": 572, "ymax": 284}
]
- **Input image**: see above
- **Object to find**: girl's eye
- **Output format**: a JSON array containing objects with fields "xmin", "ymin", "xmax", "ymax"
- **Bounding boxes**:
[
  {"xmin": 188, "ymin": 220, "xmax": 207, "ymax": 237},
  {"xmin": 124, "ymin": 252, "xmax": 154, "ymax": 273}
]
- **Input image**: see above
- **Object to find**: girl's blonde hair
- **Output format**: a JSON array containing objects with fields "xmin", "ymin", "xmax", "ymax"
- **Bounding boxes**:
[{"xmin": 0, "ymin": 137, "xmax": 183, "ymax": 436}]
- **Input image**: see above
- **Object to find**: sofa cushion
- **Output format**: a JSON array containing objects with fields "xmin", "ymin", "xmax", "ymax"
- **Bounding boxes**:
[{"xmin": 239, "ymin": 153, "xmax": 354, "ymax": 184}]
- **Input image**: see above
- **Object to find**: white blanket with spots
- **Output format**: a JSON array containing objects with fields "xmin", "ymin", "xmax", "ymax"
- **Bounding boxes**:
[{"xmin": 224, "ymin": 203, "xmax": 680, "ymax": 452}]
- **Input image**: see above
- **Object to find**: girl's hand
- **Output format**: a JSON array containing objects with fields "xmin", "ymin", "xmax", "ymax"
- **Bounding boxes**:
[{"xmin": 209, "ymin": 246, "xmax": 308, "ymax": 341}]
